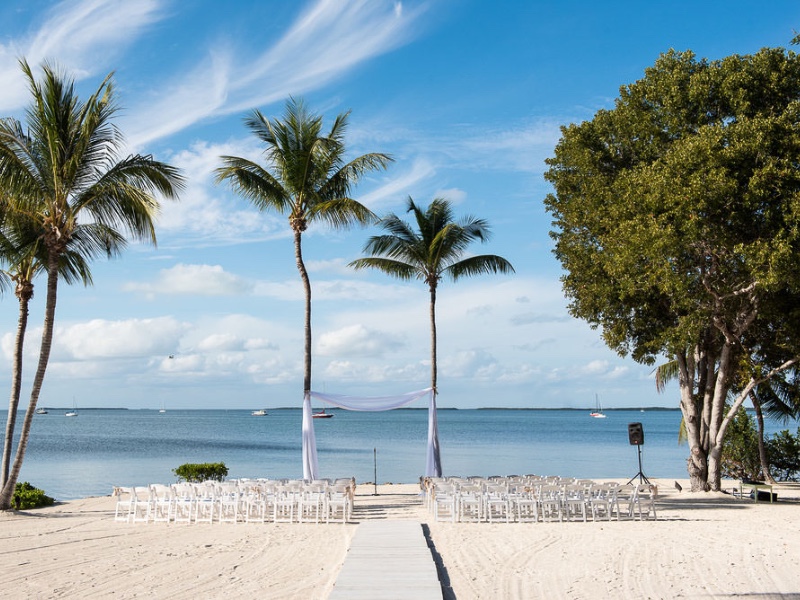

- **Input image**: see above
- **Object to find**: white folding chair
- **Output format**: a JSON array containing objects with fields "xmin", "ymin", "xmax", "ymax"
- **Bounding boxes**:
[
  {"xmin": 628, "ymin": 484, "xmax": 657, "ymax": 520},
  {"xmin": 485, "ymin": 484, "xmax": 511, "ymax": 523},
  {"xmin": 457, "ymin": 484, "xmax": 483, "ymax": 522},
  {"xmin": 563, "ymin": 484, "xmax": 588, "ymax": 522},
  {"xmin": 509, "ymin": 484, "xmax": 539, "ymax": 523},
  {"xmin": 131, "ymin": 486, "xmax": 152, "ymax": 523},
  {"xmin": 149, "ymin": 484, "xmax": 173, "ymax": 523},
  {"xmin": 299, "ymin": 482, "xmax": 327, "ymax": 524},
  {"xmin": 216, "ymin": 481, "xmax": 241, "ymax": 524},
  {"xmin": 274, "ymin": 482, "xmax": 300, "ymax": 523},
  {"xmin": 326, "ymin": 483, "xmax": 351, "ymax": 524},
  {"xmin": 171, "ymin": 483, "xmax": 196, "ymax": 524},
  {"xmin": 194, "ymin": 482, "xmax": 216, "ymax": 524},
  {"xmin": 538, "ymin": 484, "xmax": 563, "ymax": 522},
  {"xmin": 432, "ymin": 482, "xmax": 458, "ymax": 523},
  {"xmin": 113, "ymin": 486, "xmax": 136, "ymax": 522}
]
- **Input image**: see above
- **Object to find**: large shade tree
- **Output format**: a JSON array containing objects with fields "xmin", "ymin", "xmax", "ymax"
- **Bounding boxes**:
[
  {"xmin": 216, "ymin": 98, "xmax": 391, "ymax": 400},
  {"xmin": 349, "ymin": 197, "xmax": 515, "ymax": 476},
  {"xmin": 544, "ymin": 47, "xmax": 800, "ymax": 491},
  {"xmin": 0, "ymin": 61, "xmax": 183, "ymax": 509}
]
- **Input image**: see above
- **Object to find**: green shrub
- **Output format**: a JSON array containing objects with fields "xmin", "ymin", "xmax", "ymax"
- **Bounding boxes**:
[
  {"xmin": 13, "ymin": 482, "xmax": 55, "ymax": 510},
  {"xmin": 767, "ymin": 429, "xmax": 800, "ymax": 482},
  {"xmin": 172, "ymin": 462, "xmax": 228, "ymax": 483},
  {"xmin": 721, "ymin": 408, "xmax": 761, "ymax": 480}
]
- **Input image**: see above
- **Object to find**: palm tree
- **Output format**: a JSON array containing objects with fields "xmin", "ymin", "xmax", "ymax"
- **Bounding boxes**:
[
  {"xmin": 349, "ymin": 197, "xmax": 515, "ymax": 476},
  {"xmin": 0, "ymin": 60, "xmax": 183, "ymax": 510},
  {"xmin": 0, "ymin": 214, "xmax": 125, "ymax": 487},
  {"xmin": 215, "ymin": 98, "xmax": 391, "ymax": 398}
]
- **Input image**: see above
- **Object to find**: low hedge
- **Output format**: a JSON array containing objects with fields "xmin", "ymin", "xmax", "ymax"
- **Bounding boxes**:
[{"xmin": 172, "ymin": 462, "xmax": 228, "ymax": 483}]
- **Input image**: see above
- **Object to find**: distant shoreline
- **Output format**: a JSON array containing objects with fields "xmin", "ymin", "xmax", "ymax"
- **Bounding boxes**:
[{"xmin": 26, "ymin": 406, "xmax": 681, "ymax": 411}]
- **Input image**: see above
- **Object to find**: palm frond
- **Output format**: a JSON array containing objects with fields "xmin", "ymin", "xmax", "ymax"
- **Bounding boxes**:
[
  {"xmin": 654, "ymin": 358, "xmax": 680, "ymax": 393},
  {"xmin": 444, "ymin": 254, "xmax": 515, "ymax": 281},
  {"xmin": 348, "ymin": 257, "xmax": 418, "ymax": 281}
]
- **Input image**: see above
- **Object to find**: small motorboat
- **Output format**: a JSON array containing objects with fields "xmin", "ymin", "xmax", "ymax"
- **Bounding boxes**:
[
  {"xmin": 312, "ymin": 408, "xmax": 334, "ymax": 419},
  {"xmin": 251, "ymin": 409, "xmax": 268, "ymax": 416},
  {"xmin": 35, "ymin": 407, "xmax": 48, "ymax": 415}
]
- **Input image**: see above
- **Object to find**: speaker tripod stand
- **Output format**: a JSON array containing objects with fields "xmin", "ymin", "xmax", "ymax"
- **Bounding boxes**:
[{"xmin": 627, "ymin": 444, "xmax": 650, "ymax": 485}]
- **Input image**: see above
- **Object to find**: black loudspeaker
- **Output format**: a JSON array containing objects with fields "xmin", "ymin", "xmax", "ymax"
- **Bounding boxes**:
[{"xmin": 628, "ymin": 422, "xmax": 644, "ymax": 446}]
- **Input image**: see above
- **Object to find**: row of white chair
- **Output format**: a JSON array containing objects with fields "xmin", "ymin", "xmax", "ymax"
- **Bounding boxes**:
[
  {"xmin": 113, "ymin": 478, "xmax": 355, "ymax": 525},
  {"xmin": 422, "ymin": 476, "xmax": 657, "ymax": 523}
]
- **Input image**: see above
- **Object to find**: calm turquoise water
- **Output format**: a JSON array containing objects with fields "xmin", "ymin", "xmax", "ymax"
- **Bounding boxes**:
[{"xmin": 1, "ymin": 408, "xmax": 785, "ymax": 500}]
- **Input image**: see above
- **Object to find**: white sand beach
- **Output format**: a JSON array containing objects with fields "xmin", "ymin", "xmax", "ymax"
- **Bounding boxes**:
[{"xmin": 0, "ymin": 479, "xmax": 798, "ymax": 599}]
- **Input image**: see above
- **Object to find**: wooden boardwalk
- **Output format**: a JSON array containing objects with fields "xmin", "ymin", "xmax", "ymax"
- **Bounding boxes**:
[{"xmin": 329, "ymin": 520, "xmax": 442, "ymax": 599}]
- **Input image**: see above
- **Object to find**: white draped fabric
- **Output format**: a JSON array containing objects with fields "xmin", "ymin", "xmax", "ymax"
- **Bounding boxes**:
[
  {"xmin": 301, "ymin": 387, "xmax": 441, "ymax": 481},
  {"xmin": 301, "ymin": 393, "xmax": 319, "ymax": 480}
]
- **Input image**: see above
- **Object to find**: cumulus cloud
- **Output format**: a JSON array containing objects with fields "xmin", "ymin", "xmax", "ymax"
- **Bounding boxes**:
[
  {"xmin": 156, "ymin": 139, "xmax": 289, "ymax": 246},
  {"xmin": 54, "ymin": 317, "xmax": 186, "ymax": 360},
  {"xmin": 124, "ymin": 264, "xmax": 253, "ymax": 296},
  {"xmin": 317, "ymin": 324, "xmax": 405, "ymax": 357}
]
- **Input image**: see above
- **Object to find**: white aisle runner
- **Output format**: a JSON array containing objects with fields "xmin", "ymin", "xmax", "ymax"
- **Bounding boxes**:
[{"xmin": 329, "ymin": 520, "xmax": 442, "ymax": 599}]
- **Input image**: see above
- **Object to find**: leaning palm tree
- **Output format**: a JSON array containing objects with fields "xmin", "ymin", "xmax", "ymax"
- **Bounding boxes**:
[
  {"xmin": 215, "ymin": 98, "xmax": 391, "ymax": 399},
  {"xmin": 0, "ymin": 213, "xmax": 125, "ymax": 488},
  {"xmin": 349, "ymin": 197, "xmax": 515, "ymax": 476},
  {"xmin": 0, "ymin": 60, "xmax": 183, "ymax": 510}
]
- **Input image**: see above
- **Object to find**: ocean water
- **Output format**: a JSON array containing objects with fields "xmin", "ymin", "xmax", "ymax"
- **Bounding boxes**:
[{"xmin": 0, "ymin": 407, "xmax": 784, "ymax": 501}]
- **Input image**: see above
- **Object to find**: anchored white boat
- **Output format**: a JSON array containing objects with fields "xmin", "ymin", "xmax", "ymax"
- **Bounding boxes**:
[{"xmin": 589, "ymin": 394, "xmax": 606, "ymax": 419}]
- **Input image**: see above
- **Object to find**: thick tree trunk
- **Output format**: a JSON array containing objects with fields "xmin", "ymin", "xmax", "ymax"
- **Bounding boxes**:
[
  {"xmin": 677, "ymin": 350, "xmax": 710, "ymax": 491},
  {"xmin": 1, "ymin": 284, "xmax": 32, "ymax": 487},
  {"xmin": 0, "ymin": 256, "xmax": 59, "ymax": 510},
  {"xmin": 706, "ymin": 343, "xmax": 736, "ymax": 491},
  {"xmin": 294, "ymin": 229, "xmax": 312, "ymax": 396},
  {"xmin": 750, "ymin": 392, "xmax": 776, "ymax": 484}
]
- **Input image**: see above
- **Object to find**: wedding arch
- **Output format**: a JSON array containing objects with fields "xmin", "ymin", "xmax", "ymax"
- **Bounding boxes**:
[{"xmin": 302, "ymin": 388, "xmax": 441, "ymax": 481}]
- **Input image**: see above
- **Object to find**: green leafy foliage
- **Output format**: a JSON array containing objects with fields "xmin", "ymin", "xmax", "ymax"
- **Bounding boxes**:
[
  {"xmin": 766, "ymin": 429, "xmax": 800, "ymax": 482},
  {"xmin": 721, "ymin": 409, "xmax": 761, "ymax": 481},
  {"xmin": 721, "ymin": 410, "xmax": 800, "ymax": 482},
  {"xmin": 544, "ymin": 44, "xmax": 800, "ymax": 489},
  {"xmin": 12, "ymin": 482, "xmax": 54, "ymax": 510},
  {"xmin": 172, "ymin": 462, "xmax": 228, "ymax": 483}
]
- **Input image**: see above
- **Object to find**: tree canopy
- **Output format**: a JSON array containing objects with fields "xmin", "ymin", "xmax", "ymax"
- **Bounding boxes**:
[{"xmin": 544, "ymin": 46, "xmax": 800, "ymax": 490}]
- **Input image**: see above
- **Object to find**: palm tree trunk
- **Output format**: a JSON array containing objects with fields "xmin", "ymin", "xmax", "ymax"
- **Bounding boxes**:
[
  {"xmin": 0, "ymin": 256, "xmax": 58, "ymax": 510},
  {"xmin": 294, "ymin": 229, "xmax": 312, "ymax": 395},
  {"xmin": 428, "ymin": 283, "xmax": 442, "ymax": 476},
  {"xmin": 429, "ymin": 284, "xmax": 437, "ymax": 394},
  {"xmin": 750, "ymin": 391, "xmax": 776, "ymax": 484},
  {"xmin": 1, "ymin": 285, "xmax": 32, "ymax": 487}
]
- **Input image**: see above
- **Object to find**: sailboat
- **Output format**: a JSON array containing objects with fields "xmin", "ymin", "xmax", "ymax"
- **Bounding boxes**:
[
  {"xmin": 312, "ymin": 407, "xmax": 334, "ymax": 419},
  {"xmin": 589, "ymin": 394, "xmax": 606, "ymax": 419},
  {"xmin": 65, "ymin": 397, "xmax": 78, "ymax": 417}
]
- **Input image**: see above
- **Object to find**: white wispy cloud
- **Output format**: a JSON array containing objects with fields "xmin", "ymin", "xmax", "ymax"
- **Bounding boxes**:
[
  {"xmin": 127, "ymin": 0, "xmax": 426, "ymax": 148},
  {"xmin": 0, "ymin": 0, "xmax": 166, "ymax": 111}
]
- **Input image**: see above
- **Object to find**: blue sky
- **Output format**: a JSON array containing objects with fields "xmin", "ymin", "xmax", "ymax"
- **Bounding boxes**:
[{"xmin": 0, "ymin": 0, "xmax": 797, "ymax": 410}]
